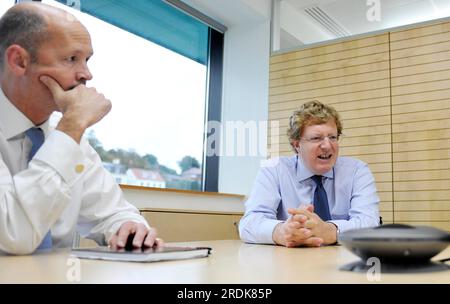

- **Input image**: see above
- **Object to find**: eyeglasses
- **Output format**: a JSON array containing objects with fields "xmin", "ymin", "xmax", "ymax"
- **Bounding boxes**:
[{"xmin": 300, "ymin": 135, "xmax": 340, "ymax": 144}]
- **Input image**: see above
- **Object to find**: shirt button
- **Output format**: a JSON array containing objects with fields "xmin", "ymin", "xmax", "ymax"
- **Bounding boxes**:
[{"xmin": 75, "ymin": 164, "xmax": 84, "ymax": 173}]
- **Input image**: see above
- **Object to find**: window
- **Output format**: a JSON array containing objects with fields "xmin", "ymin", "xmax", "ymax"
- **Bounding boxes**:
[
  {"xmin": 34, "ymin": 0, "xmax": 224, "ymax": 191},
  {"xmin": 0, "ymin": 1, "xmax": 14, "ymax": 14}
]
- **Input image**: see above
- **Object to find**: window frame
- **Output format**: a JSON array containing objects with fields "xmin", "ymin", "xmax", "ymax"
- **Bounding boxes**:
[{"xmin": 203, "ymin": 28, "xmax": 224, "ymax": 192}]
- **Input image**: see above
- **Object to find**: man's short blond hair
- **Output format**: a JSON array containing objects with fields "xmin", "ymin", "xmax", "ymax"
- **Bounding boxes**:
[{"xmin": 287, "ymin": 100, "xmax": 343, "ymax": 150}]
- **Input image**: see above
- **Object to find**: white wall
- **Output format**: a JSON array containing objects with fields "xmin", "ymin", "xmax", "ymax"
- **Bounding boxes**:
[
  {"xmin": 183, "ymin": 0, "xmax": 272, "ymax": 196},
  {"xmin": 219, "ymin": 20, "xmax": 271, "ymax": 195}
]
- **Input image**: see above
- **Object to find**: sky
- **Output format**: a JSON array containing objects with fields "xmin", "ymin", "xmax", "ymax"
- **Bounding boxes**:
[
  {"xmin": 0, "ymin": 1, "xmax": 14, "ymax": 14},
  {"xmin": 2, "ymin": 0, "xmax": 207, "ymax": 174}
]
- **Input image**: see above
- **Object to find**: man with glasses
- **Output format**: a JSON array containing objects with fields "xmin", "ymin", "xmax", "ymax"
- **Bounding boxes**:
[{"xmin": 239, "ymin": 100, "xmax": 380, "ymax": 247}]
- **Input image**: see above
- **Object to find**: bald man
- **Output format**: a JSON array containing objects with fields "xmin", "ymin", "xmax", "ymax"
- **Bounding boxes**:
[{"xmin": 0, "ymin": 2, "xmax": 162, "ymax": 254}]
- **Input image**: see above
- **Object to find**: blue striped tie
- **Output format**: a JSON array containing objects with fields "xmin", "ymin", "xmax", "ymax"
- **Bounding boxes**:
[
  {"xmin": 26, "ymin": 128, "xmax": 52, "ymax": 249},
  {"xmin": 311, "ymin": 175, "xmax": 332, "ymax": 221}
]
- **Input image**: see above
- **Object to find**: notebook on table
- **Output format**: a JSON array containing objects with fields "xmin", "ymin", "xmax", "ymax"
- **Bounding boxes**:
[{"xmin": 71, "ymin": 246, "xmax": 212, "ymax": 262}]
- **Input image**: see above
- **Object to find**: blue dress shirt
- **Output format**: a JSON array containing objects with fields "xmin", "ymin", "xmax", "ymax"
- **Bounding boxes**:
[{"xmin": 239, "ymin": 155, "xmax": 380, "ymax": 244}]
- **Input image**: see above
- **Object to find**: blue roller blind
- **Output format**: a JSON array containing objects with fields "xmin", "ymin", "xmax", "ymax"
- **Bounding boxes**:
[{"xmin": 57, "ymin": 0, "xmax": 209, "ymax": 65}]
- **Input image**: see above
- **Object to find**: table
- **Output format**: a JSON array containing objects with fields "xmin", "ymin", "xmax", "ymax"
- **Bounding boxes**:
[{"xmin": 0, "ymin": 240, "xmax": 448, "ymax": 283}]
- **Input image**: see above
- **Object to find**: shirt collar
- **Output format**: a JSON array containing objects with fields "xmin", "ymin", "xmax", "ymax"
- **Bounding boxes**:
[
  {"xmin": 295, "ymin": 155, "xmax": 334, "ymax": 182},
  {"xmin": 0, "ymin": 86, "xmax": 49, "ymax": 139}
]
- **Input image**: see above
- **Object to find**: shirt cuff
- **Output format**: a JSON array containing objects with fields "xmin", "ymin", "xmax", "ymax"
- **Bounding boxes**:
[
  {"xmin": 326, "ymin": 221, "xmax": 340, "ymax": 245},
  {"xmin": 259, "ymin": 219, "xmax": 284, "ymax": 244},
  {"xmin": 328, "ymin": 219, "xmax": 354, "ymax": 235},
  {"xmin": 33, "ymin": 130, "xmax": 93, "ymax": 186}
]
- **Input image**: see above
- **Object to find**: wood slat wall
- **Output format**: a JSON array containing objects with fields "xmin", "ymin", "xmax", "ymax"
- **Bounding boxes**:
[
  {"xmin": 141, "ymin": 211, "xmax": 241, "ymax": 242},
  {"xmin": 269, "ymin": 21, "xmax": 450, "ymax": 231},
  {"xmin": 390, "ymin": 21, "xmax": 450, "ymax": 230}
]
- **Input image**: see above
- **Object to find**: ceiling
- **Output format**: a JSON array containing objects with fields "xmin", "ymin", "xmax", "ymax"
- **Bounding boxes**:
[
  {"xmin": 277, "ymin": 0, "xmax": 450, "ymax": 51},
  {"xmin": 181, "ymin": 0, "xmax": 271, "ymax": 26}
]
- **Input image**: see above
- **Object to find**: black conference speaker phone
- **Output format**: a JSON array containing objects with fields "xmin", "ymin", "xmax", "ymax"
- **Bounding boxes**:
[{"xmin": 339, "ymin": 224, "xmax": 450, "ymax": 273}]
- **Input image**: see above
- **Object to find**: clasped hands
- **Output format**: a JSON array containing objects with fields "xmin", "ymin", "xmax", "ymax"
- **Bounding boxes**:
[{"xmin": 272, "ymin": 204, "xmax": 337, "ymax": 247}]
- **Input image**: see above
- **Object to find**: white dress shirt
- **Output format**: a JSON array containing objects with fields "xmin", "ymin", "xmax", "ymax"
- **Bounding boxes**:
[{"xmin": 0, "ymin": 88, "xmax": 148, "ymax": 254}]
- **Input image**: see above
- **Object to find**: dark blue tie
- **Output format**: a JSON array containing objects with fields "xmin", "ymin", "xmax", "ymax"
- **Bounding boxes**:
[
  {"xmin": 26, "ymin": 128, "xmax": 52, "ymax": 250},
  {"xmin": 311, "ymin": 175, "xmax": 332, "ymax": 221}
]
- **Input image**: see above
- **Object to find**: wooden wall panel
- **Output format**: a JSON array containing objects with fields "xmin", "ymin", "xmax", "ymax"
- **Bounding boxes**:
[
  {"xmin": 78, "ymin": 210, "xmax": 243, "ymax": 246},
  {"xmin": 269, "ymin": 20, "xmax": 450, "ymax": 231},
  {"xmin": 391, "ymin": 21, "xmax": 450, "ymax": 230},
  {"xmin": 141, "ymin": 211, "xmax": 241, "ymax": 242},
  {"xmin": 270, "ymin": 35, "xmax": 388, "ymax": 64}
]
